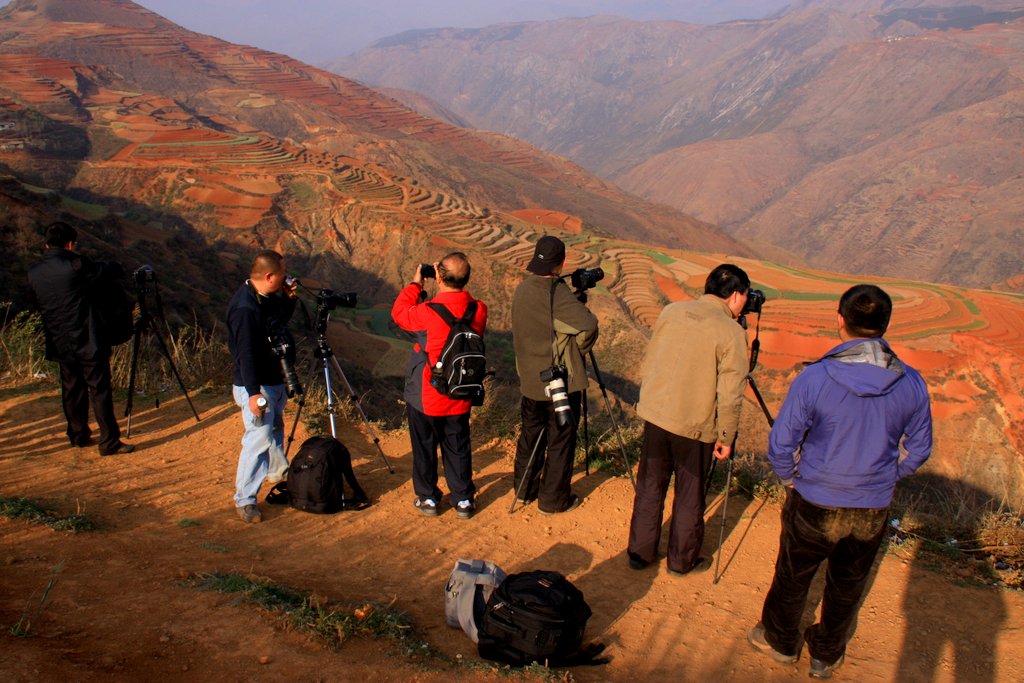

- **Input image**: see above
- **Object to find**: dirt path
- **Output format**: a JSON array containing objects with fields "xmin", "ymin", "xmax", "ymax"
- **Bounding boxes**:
[{"xmin": 1, "ymin": 388, "xmax": 1022, "ymax": 682}]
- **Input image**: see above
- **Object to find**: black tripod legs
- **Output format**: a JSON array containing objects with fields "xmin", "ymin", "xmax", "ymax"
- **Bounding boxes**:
[
  {"xmin": 124, "ymin": 316, "xmax": 201, "ymax": 437},
  {"xmin": 510, "ymin": 426, "xmax": 546, "ymax": 513}
]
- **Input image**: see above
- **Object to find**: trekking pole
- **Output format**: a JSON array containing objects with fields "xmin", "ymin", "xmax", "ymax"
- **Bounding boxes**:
[
  {"xmin": 582, "ymin": 387, "xmax": 591, "ymax": 475},
  {"xmin": 713, "ymin": 455, "xmax": 734, "ymax": 584},
  {"xmin": 510, "ymin": 426, "xmax": 546, "ymax": 513}
]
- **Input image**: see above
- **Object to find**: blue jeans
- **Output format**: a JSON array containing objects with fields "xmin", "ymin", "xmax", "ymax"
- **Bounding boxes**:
[{"xmin": 232, "ymin": 384, "xmax": 288, "ymax": 507}]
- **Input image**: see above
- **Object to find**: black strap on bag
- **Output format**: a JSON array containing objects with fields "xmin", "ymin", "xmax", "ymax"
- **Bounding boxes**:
[{"xmin": 425, "ymin": 301, "xmax": 486, "ymax": 403}]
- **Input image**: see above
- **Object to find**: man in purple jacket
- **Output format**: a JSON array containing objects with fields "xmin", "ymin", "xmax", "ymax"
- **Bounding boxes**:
[{"xmin": 748, "ymin": 284, "xmax": 932, "ymax": 679}]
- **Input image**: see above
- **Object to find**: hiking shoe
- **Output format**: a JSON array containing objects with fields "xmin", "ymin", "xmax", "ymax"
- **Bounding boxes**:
[
  {"xmin": 236, "ymin": 504, "xmax": 262, "ymax": 524},
  {"xmin": 413, "ymin": 497, "xmax": 438, "ymax": 516},
  {"xmin": 747, "ymin": 623, "xmax": 798, "ymax": 664},
  {"xmin": 809, "ymin": 655, "xmax": 844, "ymax": 679},
  {"xmin": 668, "ymin": 557, "xmax": 711, "ymax": 577},
  {"xmin": 99, "ymin": 441, "xmax": 135, "ymax": 456},
  {"xmin": 539, "ymin": 494, "xmax": 581, "ymax": 515},
  {"xmin": 455, "ymin": 499, "xmax": 476, "ymax": 519}
]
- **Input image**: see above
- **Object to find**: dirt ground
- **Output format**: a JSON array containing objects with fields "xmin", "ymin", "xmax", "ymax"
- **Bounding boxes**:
[{"xmin": 2, "ymin": 388, "xmax": 1022, "ymax": 682}]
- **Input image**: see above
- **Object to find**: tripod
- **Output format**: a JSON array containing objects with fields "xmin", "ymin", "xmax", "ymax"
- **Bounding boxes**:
[
  {"xmin": 284, "ymin": 301, "xmax": 394, "ymax": 473},
  {"xmin": 124, "ymin": 266, "xmax": 200, "ymax": 437},
  {"xmin": 581, "ymin": 350, "xmax": 636, "ymax": 488},
  {"xmin": 707, "ymin": 312, "xmax": 774, "ymax": 584}
]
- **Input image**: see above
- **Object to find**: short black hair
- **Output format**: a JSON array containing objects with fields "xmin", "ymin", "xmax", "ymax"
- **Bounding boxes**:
[
  {"xmin": 439, "ymin": 252, "xmax": 470, "ymax": 290},
  {"xmin": 44, "ymin": 221, "xmax": 77, "ymax": 248},
  {"xmin": 839, "ymin": 284, "xmax": 892, "ymax": 338},
  {"xmin": 704, "ymin": 264, "xmax": 750, "ymax": 298},
  {"xmin": 250, "ymin": 250, "xmax": 284, "ymax": 277}
]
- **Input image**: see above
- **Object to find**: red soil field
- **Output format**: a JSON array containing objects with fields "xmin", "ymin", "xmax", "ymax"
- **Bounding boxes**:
[{"xmin": 511, "ymin": 209, "xmax": 583, "ymax": 234}]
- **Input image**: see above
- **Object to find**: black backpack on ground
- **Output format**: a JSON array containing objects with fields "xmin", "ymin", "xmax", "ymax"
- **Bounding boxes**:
[
  {"xmin": 477, "ymin": 570, "xmax": 596, "ymax": 666},
  {"xmin": 426, "ymin": 301, "xmax": 486, "ymax": 404},
  {"xmin": 279, "ymin": 436, "xmax": 369, "ymax": 514}
]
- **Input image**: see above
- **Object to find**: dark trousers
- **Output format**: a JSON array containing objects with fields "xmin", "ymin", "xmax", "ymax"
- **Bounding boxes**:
[
  {"xmin": 627, "ymin": 421, "xmax": 712, "ymax": 572},
  {"xmin": 513, "ymin": 392, "xmax": 581, "ymax": 512},
  {"xmin": 59, "ymin": 356, "xmax": 120, "ymax": 451},
  {"xmin": 407, "ymin": 405, "xmax": 474, "ymax": 505},
  {"xmin": 761, "ymin": 489, "xmax": 888, "ymax": 664}
]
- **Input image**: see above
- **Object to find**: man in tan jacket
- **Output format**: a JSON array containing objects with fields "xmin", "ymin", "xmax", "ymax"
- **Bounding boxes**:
[{"xmin": 626, "ymin": 264, "xmax": 750, "ymax": 575}]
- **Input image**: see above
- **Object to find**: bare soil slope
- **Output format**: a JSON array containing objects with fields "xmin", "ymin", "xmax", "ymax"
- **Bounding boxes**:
[{"xmin": 2, "ymin": 389, "xmax": 1023, "ymax": 682}]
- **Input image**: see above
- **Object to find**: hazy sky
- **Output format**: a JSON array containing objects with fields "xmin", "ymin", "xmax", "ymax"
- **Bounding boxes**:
[{"xmin": 3, "ymin": 0, "xmax": 792, "ymax": 64}]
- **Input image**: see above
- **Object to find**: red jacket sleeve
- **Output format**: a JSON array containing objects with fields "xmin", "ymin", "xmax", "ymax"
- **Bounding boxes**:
[{"xmin": 391, "ymin": 282, "xmax": 426, "ymax": 332}]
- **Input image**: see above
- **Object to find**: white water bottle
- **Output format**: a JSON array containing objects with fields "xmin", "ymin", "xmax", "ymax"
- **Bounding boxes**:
[{"xmin": 253, "ymin": 396, "xmax": 267, "ymax": 426}]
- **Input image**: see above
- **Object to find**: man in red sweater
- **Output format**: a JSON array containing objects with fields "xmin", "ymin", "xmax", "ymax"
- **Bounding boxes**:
[{"xmin": 391, "ymin": 252, "xmax": 488, "ymax": 518}]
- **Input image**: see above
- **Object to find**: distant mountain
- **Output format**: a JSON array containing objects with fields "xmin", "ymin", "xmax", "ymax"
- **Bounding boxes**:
[{"xmin": 332, "ymin": 1, "xmax": 1024, "ymax": 291}]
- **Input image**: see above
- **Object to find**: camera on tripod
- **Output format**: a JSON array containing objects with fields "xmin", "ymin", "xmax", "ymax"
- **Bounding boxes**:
[
  {"xmin": 267, "ymin": 319, "xmax": 303, "ymax": 398},
  {"xmin": 570, "ymin": 267, "xmax": 604, "ymax": 292},
  {"xmin": 317, "ymin": 288, "xmax": 358, "ymax": 310},
  {"xmin": 539, "ymin": 364, "xmax": 572, "ymax": 427},
  {"xmin": 738, "ymin": 288, "xmax": 766, "ymax": 330},
  {"xmin": 133, "ymin": 264, "xmax": 157, "ymax": 287},
  {"xmin": 742, "ymin": 288, "xmax": 766, "ymax": 316}
]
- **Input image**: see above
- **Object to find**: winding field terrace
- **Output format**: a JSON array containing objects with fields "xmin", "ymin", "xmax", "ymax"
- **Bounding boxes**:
[{"xmin": 0, "ymin": 0, "xmax": 1021, "ymax": 505}]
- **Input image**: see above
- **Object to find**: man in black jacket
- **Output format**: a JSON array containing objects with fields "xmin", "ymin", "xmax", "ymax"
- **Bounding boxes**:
[
  {"xmin": 227, "ymin": 250, "xmax": 295, "ymax": 523},
  {"xmin": 27, "ymin": 222, "xmax": 134, "ymax": 456}
]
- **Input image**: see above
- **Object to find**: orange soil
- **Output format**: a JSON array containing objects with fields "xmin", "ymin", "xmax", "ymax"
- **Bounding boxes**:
[
  {"xmin": 3, "ymin": 389, "xmax": 1024, "ymax": 683},
  {"xmin": 652, "ymin": 272, "xmax": 689, "ymax": 303},
  {"xmin": 510, "ymin": 209, "xmax": 583, "ymax": 234}
]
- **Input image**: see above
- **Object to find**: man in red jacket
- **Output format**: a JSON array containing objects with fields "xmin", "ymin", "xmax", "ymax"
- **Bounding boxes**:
[{"xmin": 391, "ymin": 252, "xmax": 488, "ymax": 519}]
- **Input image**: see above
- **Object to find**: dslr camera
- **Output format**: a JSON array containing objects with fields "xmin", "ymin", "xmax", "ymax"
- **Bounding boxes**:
[
  {"xmin": 742, "ymin": 289, "xmax": 766, "ymax": 316},
  {"xmin": 317, "ymin": 288, "xmax": 358, "ymax": 310},
  {"xmin": 570, "ymin": 267, "xmax": 604, "ymax": 292},
  {"xmin": 539, "ymin": 364, "xmax": 572, "ymax": 428},
  {"xmin": 266, "ymin": 318, "xmax": 303, "ymax": 398},
  {"xmin": 420, "ymin": 263, "xmax": 436, "ymax": 279}
]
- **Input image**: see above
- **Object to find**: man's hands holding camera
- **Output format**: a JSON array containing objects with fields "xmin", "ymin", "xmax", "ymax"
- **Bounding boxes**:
[{"xmin": 414, "ymin": 262, "xmax": 438, "ymax": 285}]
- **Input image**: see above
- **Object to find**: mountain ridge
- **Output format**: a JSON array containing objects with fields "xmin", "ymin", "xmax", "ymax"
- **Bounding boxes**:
[{"xmin": 332, "ymin": 2, "xmax": 1024, "ymax": 291}]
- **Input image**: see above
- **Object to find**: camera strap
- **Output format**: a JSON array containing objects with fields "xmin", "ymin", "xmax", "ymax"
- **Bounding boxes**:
[{"xmin": 549, "ymin": 278, "xmax": 561, "ymax": 367}]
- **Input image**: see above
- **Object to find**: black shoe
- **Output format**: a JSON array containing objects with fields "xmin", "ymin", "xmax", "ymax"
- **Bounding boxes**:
[
  {"xmin": 71, "ymin": 435, "xmax": 94, "ymax": 448},
  {"xmin": 99, "ymin": 441, "xmax": 136, "ymax": 456},
  {"xmin": 539, "ymin": 494, "xmax": 581, "ymax": 515},
  {"xmin": 667, "ymin": 557, "xmax": 711, "ymax": 577},
  {"xmin": 413, "ymin": 497, "xmax": 438, "ymax": 516},
  {"xmin": 628, "ymin": 554, "xmax": 650, "ymax": 571},
  {"xmin": 455, "ymin": 499, "xmax": 476, "ymax": 519}
]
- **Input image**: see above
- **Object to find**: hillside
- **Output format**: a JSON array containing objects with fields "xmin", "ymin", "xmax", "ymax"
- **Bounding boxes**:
[
  {"xmin": 0, "ymin": 0, "xmax": 742, "ymax": 275},
  {"xmin": 332, "ymin": 1, "xmax": 1024, "ymax": 291}
]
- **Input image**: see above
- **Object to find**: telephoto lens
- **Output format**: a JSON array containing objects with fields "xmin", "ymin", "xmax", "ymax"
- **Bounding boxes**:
[
  {"xmin": 540, "ymin": 365, "xmax": 572, "ymax": 428},
  {"xmin": 281, "ymin": 358, "xmax": 303, "ymax": 398}
]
